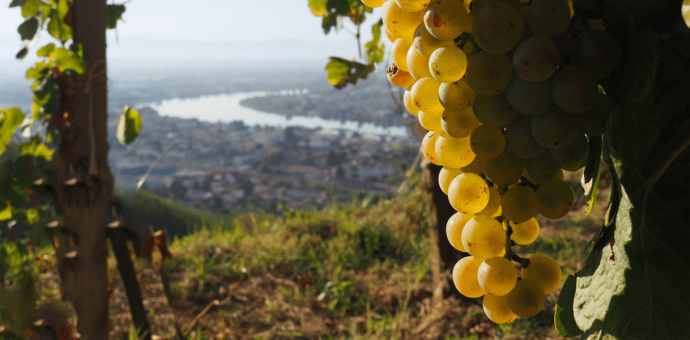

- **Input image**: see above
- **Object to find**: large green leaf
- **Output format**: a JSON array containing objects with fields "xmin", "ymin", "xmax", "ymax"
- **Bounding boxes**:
[
  {"xmin": 46, "ymin": 0, "xmax": 72, "ymax": 43},
  {"xmin": 325, "ymin": 57, "xmax": 375, "ymax": 89},
  {"xmin": 55, "ymin": 47, "xmax": 86, "ymax": 74},
  {"xmin": 117, "ymin": 106, "xmax": 143, "ymax": 146},
  {"xmin": 555, "ymin": 276, "xmax": 584, "ymax": 337},
  {"xmin": 0, "ymin": 108, "xmax": 26, "ymax": 157},
  {"xmin": 614, "ymin": 29, "xmax": 658, "ymax": 105}
]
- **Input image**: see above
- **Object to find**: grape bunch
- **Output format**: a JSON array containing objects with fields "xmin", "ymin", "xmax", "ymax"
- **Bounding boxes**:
[{"xmin": 367, "ymin": 0, "xmax": 621, "ymax": 324}]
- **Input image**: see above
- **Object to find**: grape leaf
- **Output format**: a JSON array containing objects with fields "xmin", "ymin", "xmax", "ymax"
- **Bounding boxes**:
[
  {"xmin": 117, "ymin": 106, "xmax": 143, "ymax": 146},
  {"xmin": 364, "ymin": 19, "xmax": 384, "ymax": 64},
  {"xmin": 309, "ymin": 0, "xmax": 328, "ymax": 16},
  {"xmin": 614, "ymin": 29, "xmax": 658, "ymax": 105},
  {"xmin": 581, "ymin": 136, "xmax": 602, "ymax": 215},
  {"xmin": 0, "ymin": 108, "xmax": 26, "ymax": 157},
  {"xmin": 55, "ymin": 47, "xmax": 86, "ymax": 74},
  {"xmin": 555, "ymin": 275, "xmax": 584, "ymax": 337},
  {"xmin": 325, "ymin": 57, "xmax": 374, "ymax": 89},
  {"xmin": 106, "ymin": 4, "xmax": 126, "ymax": 29},
  {"xmin": 17, "ymin": 16, "xmax": 39, "ymax": 42},
  {"xmin": 46, "ymin": 0, "xmax": 72, "ymax": 43}
]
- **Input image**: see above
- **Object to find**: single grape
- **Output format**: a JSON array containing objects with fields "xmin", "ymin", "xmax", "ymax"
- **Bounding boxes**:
[
  {"xmin": 504, "ymin": 116, "xmax": 546, "ymax": 160},
  {"xmin": 439, "ymin": 79, "xmax": 476, "ymax": 112},
  {"xmin": 473, "ymin": 4, "xmax": 523, "ymax": 54},
  {"xmin": 478, "ymin": 184, "xmax": 501, "ymax": 216},
  {"xmin": 551, "ymin": 65, "xmax": 598, "ymax": 114},
  {"xmin": 413, "ymin": 23, "xmax": 455, "ymax": 58},
  {"xmin": 522, "ymin": 254, "xmax": 562, "ymax": 294},
  {"xmin": 430, "ymin": 46, "xmax": 468, "ymax": 83},
  {"xmin": 392, "ymin": 38, "xmax": 414, "ymax": 72},
  {"xmin": 442, "ymin": 107, "xmax": 481, "ymax": 138},
  {"xmin": 411, "ymin": 77, "xmax": 444, "ymax": 113},
  {"xmin": 526, "ymin": 0, "xmax": 571, "ymax": 37},
  {"xmin": 501, "ymin": 186, "xmax": 538, "ymax": 223},
  {"xmin": 407, "ymin": 45, "xmax": 433, "ymax": 80},
  {"xmin": 536, "ymin": 178, "xmax": 574, "ymax": 219},
  {"xmin": 531, "ymin": 105, "xmax": 578, "ymax": 149},
  {"xmin": 383, "ymin": 25, "xmax": 398, "ymax": 42},
  {"xmin": 577, "ymin": 93, "xmax": 614, "ymax": 136},
  {"xmin": 424, "ymin": 0, "xmax": 472, "ymax": 40},
  {"xmin": 446, "ymin": 211, "xmax": 473, "ymax": 251},
  {"xmin": 506, "ymin": 76, "xmax": 552, "ymax": 115},
  {"xmin": 383, "ymin": 0, "xmax": 426, "ymax": 40},
  {"xmin": 421, "ymin": 131, "xmax": 444, "ymax": 165},
  {"xmin": 551, "ymin": 133, "xmax": 589, "ymax": 171},
  {"xmin": 396, "ymin": 0, "xmax": 429, "ymax": 12},
  {"xmin": 507, "ymin": 279, "xmax": 546, "ymax": 317},
  {"xmin": 524, "ymin": 151, "xmax": 561, "ymax": 183},
  {"xmin": 483, "ymin": 149, "xmax": 524, "ymax": 186},
  {"xmin": 404, "ymin": 89, "xmax": 421, "ymax": 116},
  {"xmin": 387, "ymin": 64, "xmax": 417, "ymax": 87},
  {"xmin": 461, "ymin": 156, "xmax": 484, "ymax": 175},
  {"xmin": 571, "ymin": 29, "xmax": 622, "ymax": 79},
  {"xmin": 362, "ymin": 0, "xmax": 386, "ymax": 7},
  {"xmin": 483, "ymin": 293, "xmax": 518, "ymax": 324},
  {"xmin": 512, "ymin": 35, "xmax": 560, "ymax": 82},
  {"xmin": 452, "ymin": 256, "xmax": 486, "ymax": 298},
  {"xmin": 470, "ymin": 125, "xmax": 506, "ymax": 160},
  {"xmin": 466, "ymin": 51, "xmax": 513, "ymax": 95},
  {"xmin": 478, "ymin": 256, "xmax": 518, "ymax": 296},
  {"xmin": 448, "ymin": 173, "xmax": 489, "ymax": 214},
  {"xmin": 462, "ymin": 215, "xmax": 506, "ymax": 259},
  {"xmin": 510, "ymin": 217, "xmax": 540, "ymax": 245},
  {"xmin": 435, "ymin": 132, "xmax": 477, "ymax": 168},
  {"xmin": 440, "ymin": 166, "xmax": 464, "ymax": 195},
  {"xmin": 418, "ymin": 110, "xmax": 444, "ymax": 131},
  {"xmin": 472, "ymin": 94, "xmax": 520, "ymax": 128}
]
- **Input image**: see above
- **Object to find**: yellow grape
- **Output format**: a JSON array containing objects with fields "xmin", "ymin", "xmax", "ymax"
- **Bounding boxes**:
[
  {"xmin": 413, "ymin": 23, "xmax": 454, "ymax": 57},
  {"xmin": 461, "ymin": 215, "xmax": 506, "ymax": 259},
  {"xmin": 470, "ymin": 125, "xmax": 505, "ymax": 160},
  {"xmin": 501, "ymin": 186, "xmax": 538, "ymax": 223},
  {"xmin": 418, "ymin": 110, "xmax": 443, "ymax": 131},
  {"xmin": 521, "ymin": 254, "xmax": 562, "ymax": 294},
  {"xmin": 512, "ymin": 35, "xmax": 560, "ymax": 82},
  {"xmin": 404, "ymin": 89, "xmax": 420, "ymax": 116},
  {"xmin": 482, "ymin": 149, "xmax": 524, "ymax": 186},
  {"xmin": 466, "ymin": 51, "xmax": 513, "ymax": 96},
  {"xmin": 461, "ymin": 156, "xmax": 484, "ymax": 175},
  {"xmin": 383, "ymin": 0, "xmax": 426, "ymax": 40},
  {"xmin": 492, "ymin": 205, "xmax": 503, "ymax": 218},
  {"xmin": 507, "ymin": 279, "xmax": 546, "ymax": 317},
  {"xmin": 477, "ymin": 256, "xmax": 518, "ymax": 296},
  {"xmin": 424, "ymin": 0, "xmax": 472, "ymax": 40},
  {"xmin": 448, "ymin": 173, "xmax": 489, "ymax": 214},
  {"xmin": 452, "ymin": 256, "xmax": 486, "ymax": 298},
  {"xmin": 441, "ymin": 107, "xmax": 481, "ymax": 139},
  {"xmin": 472, "ymin": 93, "xmax": 519, "ymax": 128},
  {"xmin": 526, "ymin": 0, "xmax": 571, "ymax": 37},
  {"xmin": 407, "ymin": 45, "xmax": 432, "ymax": 80},
  {"xmin": 383, "ymin": 25, "xmax": 397, "ymax": 42},
  {"xmin": 439, "ymin": 79, "xmax": 476, "ymax": 112},
  {"xmin": 478, "ymin": 185, "xmax": 501, "ymax": 216},
  {"xmin": 435, "ymin": 132, "xmax": 476, "ymax": 168},
  {"xmin": 536, "ymin": 178, "xmax": 574, "ymax": 219},
  {"xmin": 411, "ymin": 77, "xmax": 444, "ymax": 113},
  {"xmin": 396, "ymin": 0, "xmax": 429, "ymax": 12},
  {"xmin": 446, "ymin": 211, "xmax": 473, "ymax": 252},
  {"xmin": 524, "ymin": 152, "xmax": 561, "ymax": 183},
  {"xmin": 483, "ymin": 293, "xmax": 518, "ymax": 324},
  {"xmin": 362, "ymin": 0, "xmax": 386, "ymax": 7},
  {"xmin": 392, "ymin": 38, "xmax": 414, "ymax": 72},
  {"xmin": 429, "ymin": 46, "xmax": 468, "ymax": 83},
  {"xmin": 551, "ymin": 133, "xmax": 589, "ymax": 171},
  {"xmin": 510, "ymin": 217, "xmax": 540, "ymax": 245},
  {"xmin": 386, "ymin": 64, "xmax": 416, "ymax": 87},
  {"xmin": 439, "ymin": 166, "xmax": 463, "ymax": 195},
  {"xmin": 421, "ymin": 131, "xmax": 444, "ymax": 165},
  {"xmin": 473, "ymin": 4, "xmax": 524, "ymax": 54}
]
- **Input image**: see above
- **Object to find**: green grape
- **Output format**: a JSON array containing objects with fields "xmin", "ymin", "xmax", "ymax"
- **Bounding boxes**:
[
  {"xmin": 442, "ymin": 107, "xmax": 481, "ymax": 138},
  {"xmin": 471, "ymin": 0, "xmax": 521, "ymax": 13},
  {"xmin": 439, "ymin": 79, "xmax": 476, "ymax": 112},
  {"xmin": 521, "ymin": 254, "xmax": 562, "ymax": 294},
  {"xmin": 383, "ymin": 0, "xmax": 426, "ymax": 40},
  {"xmin": 470, "ymin": 125, "xmax": 505, "ymax": 160},
  {"xmin": 477, "ymin": 256, "xmax": 518, "ymax": 296},
  {"xmin": 507, "ymin": 279, "xmax": 546, "ymax": 317},
  {"xmin": 435, "ymin": 132, "xmax": 476, "ymax": 168},
  {"xmin": 452, "ymin": 256, "xmax": 486, "ymax": 298},
  {"xmin": 448, "ymin": 173, "xmax": 490, "ymax": 214},
  {"xmin": 430, "ymin": 46, "xmax": 468, "ymax": 83},
  {"xmin": 461, "ymin": 215, "xmax": 506, "ymax": 259},
  {"xmin": 396, "ymin": 0, "xmax": 429, "ymax": 12},
  {"xmin": 524, "ymin": 151, "xmax": 560, "ymax": 183},
  {"xmin": 424, "ymin": 0, "xmax": 472, "ymax": 40},
  {"xmin": 362, "ymin": 0, "xmax": 386, "ymax": 7},
  {"xmin": 407, "ymin": 44, "xmax": 433, "ymax": 80},
  {"xmin": 473, "ymin": 4, "xmax": 523, "ymax": 54},
  {"xmin": 472, "ymin": 94, "xmax": 519, "ymax": 128},
  {"xmin": 421, "ymin": 131, "xmax": 444, "ymax": 165},
  {"xmin": 483, "ymin": 149, "xmax": 524, "ymax": 185},
  {"xmin": 531, "ymin": 105, "xmax": 578, "ymax": 149},
  {"xmin": 461, "ymin": 156, "xmax": 484, "ymax": 175},
  {"xmin": 536, "ymin": 178, "xmax": 574, "ymax": 219},
  {"xmin": 483, "ymin": 293, "xmax": 518, "ymax": 324},
  {"xmin": 446, "ymin": 211, "xmax": 473, "ymax": 252},
  {"xmin": 440, "ymin": 166, "xmax": 464, "ymax": 195},
  {"xmin": 478, "ymin": 184, "xmax": 501, "ymax": 216},
  {"xmin": 392, "ymin": 38, "xmax": 414, "ymax": 72},
  {"xmin": 506, "ymin": 76, "xmax": 552, "ymax": 115},
  {"xmin": 524, "ymin": 168, "xmax": 563, "ymax": 186},
  {"xmin": 512, "ymin": 35, "xmax": 560, "ymax": 82},
  {"xmin": 466, "ymin": 51, "xmax": 513, "ymax": 96},
  {"xmin": 551, "ymin": 65, "xmax": 598, "ymax": 113},
  {"xmin": 413, "ymin": 23, "xmax": 455, "ymax": 57},
  {"xmin": 577, "ymin": 93, "xmax": 614, "ymax": 136},
  {"xmin": 571, "ymin": 29, "xmax": 622, "ymax": 79},
  {"xmin": 526, "ymin": 0, "xmax": 571, "ymax": 37},
  {"xmin": 419, "ymin": 110, "xmax": 444, "ymax": 131},
  {"xmin": 411, "ymin": 77, "xmax": 444, "ymax": 113},
  {"xmin": 551, "ymin": 133, "xmax": 589, "ymax": 171},
  {"xmin": 510, "ymin": 217, "xmax": 540, "ymax": 245},
  {"xmin": 504, "ymin": 116, "xmax": 546, "ymax": 159},
  {"xmin": 501, "ymin": 186, "xmax": 538, "ymax": 223},
  {"xmin": 404, "ymin": 89, "xmax": 421, "ymax": 117}
]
